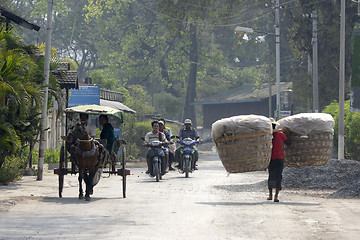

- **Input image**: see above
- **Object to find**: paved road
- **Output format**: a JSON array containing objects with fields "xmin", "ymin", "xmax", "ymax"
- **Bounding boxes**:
[{"xmin": 0, "ymin": 151, "xmax": 359, "ymax": 240}]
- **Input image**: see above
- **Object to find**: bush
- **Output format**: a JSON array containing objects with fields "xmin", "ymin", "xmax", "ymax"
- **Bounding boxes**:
[
  {"xmin": 122, "ymin": 118, "xmax": 181, "ymax": 160},
  {"xmin": 22, "ymin": 147, "xmax": 60, "ymax": 165},
  {"xmin": 0, "ymin": 156, "xmax": 24, "ymax": 184},
  {"xmin": 323, "ymin": 100, "xmax": 360, "ymax": 161},
  {"xmin": 123, "ymin": 120, "xmax": 153, "ymax": 160},
  {"xmin": 153, "ymin": 92, "xmax": 183, "ymax": 119},
  {"xmin": 44, "ymin": 148, "xmax": 60, "ymax": 164}
]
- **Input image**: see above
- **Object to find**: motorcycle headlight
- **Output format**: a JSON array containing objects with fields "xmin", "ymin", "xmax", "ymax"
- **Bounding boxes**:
[
  {"xmin": 183, "ymin": 139, "xmax": 193, "ymax": 145},
  {"xmin": 151, "ymin": 140, "xmax": 160, "ymax": 147}
]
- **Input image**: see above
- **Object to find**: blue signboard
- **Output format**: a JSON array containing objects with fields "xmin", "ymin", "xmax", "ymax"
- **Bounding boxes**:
[{"xmin": 68, "ymin": 85, "xmax": 100, "ymax": 107}]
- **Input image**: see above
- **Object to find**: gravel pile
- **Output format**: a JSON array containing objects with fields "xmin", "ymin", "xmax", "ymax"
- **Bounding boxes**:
[
  {"xmin": 215, "ymin": 158, "xmax": 360, "ymax": 198},
  {"xmin": 283, "ymin": 158, "xmax": 360, "ymax": 198}
]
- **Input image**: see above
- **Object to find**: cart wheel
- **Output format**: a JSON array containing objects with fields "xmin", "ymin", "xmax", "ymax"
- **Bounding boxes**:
[
  {"xmin": 121, "ymin": 146, "xmax": 127, "ymax": 198},
  {"xmin": 59, "ymin": 145, "xmax": 65, "ymax": 198}
]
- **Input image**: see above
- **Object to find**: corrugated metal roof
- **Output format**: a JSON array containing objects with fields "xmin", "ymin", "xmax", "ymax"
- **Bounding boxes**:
[
  {"xmin": 52, "ymin": 70, "xmax": 79, "ymax": 89},
  {"xmin": 194, "ymin": 82, "xmax": 292, "ymax": 105}
]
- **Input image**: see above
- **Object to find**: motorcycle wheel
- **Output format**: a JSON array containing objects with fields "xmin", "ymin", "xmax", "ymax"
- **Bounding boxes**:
[
  {"xmin": 184, "ymin": 158, "xmax": 189, "ymax": 178},
  {"xmin": 159, "ymin": 159, "xmax": 163, "ymax": 180},
  {"xmin": 153, "ymin": 161, "xmax": 160, "ymax": 182}
]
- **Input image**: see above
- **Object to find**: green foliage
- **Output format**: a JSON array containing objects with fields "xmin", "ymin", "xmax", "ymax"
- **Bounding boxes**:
[
  {"xmin": 284, "ymin": 1, "xmax": 358, "ymax": 110},
  {"xmin": 121, "ymin": 117, "xmax": 181, "ymax": 159},
  {"xmin": 122, "ymin": 118, "xmax": 153, "ymax": 159},
  {"xmin": 0, "ymin": 28, "xmax": 45, "ymax": 168},
  {"xmin": 44, "ymin": 148, "xmax": 60, "ymax": 164},
  {"xmin": 125, "ymin": 85, "xmax": 154, "ymax": 117},
  {"xmin": 153, "ymin": 92, "xmax": 183, "ymax": 119},
  {"xmin": 0, "ymin": 156, "xmax": 24, "ymax": 184},
  {"xmin": 166, "ymin": 122, "xmax": 181, "ymax": 138},
  {"xmin": 0, "ymin": 123, "xmax": 21, "ymax": 168},
  {"xmin": 23, "ymin": 148, "xmax": 60, "ymax": 165},
  {"xmin": 322, "ymin": 100, "xmax": 360, "ymax": 161}
]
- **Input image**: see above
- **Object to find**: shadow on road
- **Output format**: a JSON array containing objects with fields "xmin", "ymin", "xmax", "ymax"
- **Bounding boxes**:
[
  {"xmin": 196, "ymin": 201, "xmax": 320, "ymax": 206},
  {"xmin": 40, "ymin": 196, "xmax": 124, "ymax": 204}
]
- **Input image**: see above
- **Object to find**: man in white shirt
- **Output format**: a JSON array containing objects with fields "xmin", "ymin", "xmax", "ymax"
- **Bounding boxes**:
[
  {"xmin": 144, "ymin": 120, "xmax": 168, "ymax": 175},
  {"xmin": 80, "ymin": 113, "xmax": 96, "ymax": 138}
]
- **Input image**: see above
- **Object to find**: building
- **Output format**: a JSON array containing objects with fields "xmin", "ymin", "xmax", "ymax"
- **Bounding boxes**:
[{"xmin": 194, "ymin": 82, "xmax": 293, "ymax": 130}]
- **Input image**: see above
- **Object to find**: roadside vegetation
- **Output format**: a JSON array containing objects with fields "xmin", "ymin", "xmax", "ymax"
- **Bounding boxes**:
[
  {"xmin": 323, "ymin": 100, "xmax": 360, "ymax": 161},
  {"xmin": 0, "ymin": 27, "xmax": 61, "ymax": 183}
]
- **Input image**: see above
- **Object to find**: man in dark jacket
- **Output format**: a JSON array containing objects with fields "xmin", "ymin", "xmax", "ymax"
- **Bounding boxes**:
[
  {"xmin": 175, "ymin": 119, "xmax": 200, "ymax": 169},
  {"xmin": 99, "ymin": 114, "xmax": 115, "ymax": 152}
]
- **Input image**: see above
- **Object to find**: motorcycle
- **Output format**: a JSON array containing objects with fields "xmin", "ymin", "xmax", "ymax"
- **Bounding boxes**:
[
  {"xmin": 142, "ymin": 138, "xmax": 166, "ymax": 182},
  {"xmin": 178, "ymin": 137, "xmax": 197, "ymax": 178}
]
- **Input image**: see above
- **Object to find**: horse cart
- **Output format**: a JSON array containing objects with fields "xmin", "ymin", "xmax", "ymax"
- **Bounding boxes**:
[{"xmin": 54, "ymin": 105, "xmax": 130, "ymax": 200}]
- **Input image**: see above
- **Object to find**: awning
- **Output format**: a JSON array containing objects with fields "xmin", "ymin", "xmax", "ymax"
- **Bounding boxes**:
[
  {"xmin": 100, "ymin": 99, "xmax": 136, "ymax": 114},
  {"xmin": 65, "ymin": 104, "xmax": 124, "ymax": 121}
]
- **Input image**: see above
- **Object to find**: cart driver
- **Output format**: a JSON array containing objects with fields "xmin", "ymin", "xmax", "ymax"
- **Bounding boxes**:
[
  {"xmin": 99, "ymin": 114, "xmax": 115, "ymax": 152},
  {"xmin": 79, "ymin": 113, "xmax": 96, "ymax": 138}
]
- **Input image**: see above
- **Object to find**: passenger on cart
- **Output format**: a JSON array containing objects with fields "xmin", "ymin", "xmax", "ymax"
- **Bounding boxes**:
[{"xmin": 99, "ymin": 114, "xmax": 115, "ymax": 152}]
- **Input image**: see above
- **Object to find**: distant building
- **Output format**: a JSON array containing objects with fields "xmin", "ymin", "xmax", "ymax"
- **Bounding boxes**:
[{"xmin": 194, "ymin": 82, "xmax": 293, "ymax": 129}]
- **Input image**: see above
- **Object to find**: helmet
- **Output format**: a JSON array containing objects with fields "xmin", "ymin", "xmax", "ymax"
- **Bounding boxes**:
[{"xmin": 184, "ymin": 119, "xmax": 192, "ymax": 125}]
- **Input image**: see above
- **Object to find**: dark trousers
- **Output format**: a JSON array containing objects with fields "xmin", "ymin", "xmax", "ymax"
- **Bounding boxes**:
[
  {"xmin": 268, "ymin": 158, "xmax": 284, "ymax": 190},
  {"xmin": 168, "ymin": 151, "xmax": 174, "ymax": 167}
]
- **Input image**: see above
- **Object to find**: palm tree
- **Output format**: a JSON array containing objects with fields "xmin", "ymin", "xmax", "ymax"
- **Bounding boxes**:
[{"xmin": 0, "ymin": 27, "xmax": 43, "ymax": 166}]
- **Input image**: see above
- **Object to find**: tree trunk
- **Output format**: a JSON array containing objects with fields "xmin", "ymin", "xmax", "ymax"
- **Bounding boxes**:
[{"xmin": 183, "ymin": 23, "xmax": 198, "ymax": 126}]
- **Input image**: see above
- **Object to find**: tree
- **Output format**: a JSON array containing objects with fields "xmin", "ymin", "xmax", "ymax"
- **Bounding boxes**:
[
  {"xmin": 282, "ymin": 0, "xmax": 359, "ymax": 110},
  {"xmin": 11, "ymin": 0, "xmax": 104, "ymax": 80},
  {"xmin": 0, "ymin": 28, "xmax": 43, "ymax": 167}
]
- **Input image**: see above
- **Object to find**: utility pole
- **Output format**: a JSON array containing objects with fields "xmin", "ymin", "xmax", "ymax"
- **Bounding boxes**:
[
  {"xmin": 275, "ymin": 0, "xmax": 281, "ymax": 120},
  {"xmin": 338, "ymin": 0, "xmax": 345, "ymax": 160},
  {"xmin": 37, "ymin": 0, "xmax": 53, "ymax": 180},
  {"xmin": 312, "ymin": 10, "xmax": 319, "ymax": 113},
  {"xmin": 269, "ymin": 82, "xmax": 272, "ymax": 118}
]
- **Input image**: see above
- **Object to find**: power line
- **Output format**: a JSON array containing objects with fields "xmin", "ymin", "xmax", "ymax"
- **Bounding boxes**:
[{"xmin": 133, "ymin": 0, "xmax": 275, "ymax": 28}]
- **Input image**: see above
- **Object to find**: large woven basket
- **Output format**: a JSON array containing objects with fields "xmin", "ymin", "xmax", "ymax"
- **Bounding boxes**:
[
  {"xmin": 215, "ymin": 132, "xmax": 272, "ymax": 173},
  {"xmin": 284, "ymin": 131, "xmax": 333, "ymax": 168}
]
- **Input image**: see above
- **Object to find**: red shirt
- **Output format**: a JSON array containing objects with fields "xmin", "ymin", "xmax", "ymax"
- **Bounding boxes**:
[{"xmin": 271, "ymin": 131, "xmax": 287, "ymax": 160}]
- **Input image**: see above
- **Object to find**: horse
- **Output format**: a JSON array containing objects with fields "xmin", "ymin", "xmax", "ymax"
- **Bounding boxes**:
[{"xmin": 70, "ymin": 122, "xmax": 104, "ymax": 201}]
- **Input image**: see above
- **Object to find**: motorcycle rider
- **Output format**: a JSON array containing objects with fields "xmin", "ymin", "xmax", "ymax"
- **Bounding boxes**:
[
  {"xmin": 144, "ymin": 120, "xmax": 169, "ymax": 175},
  {"xmin": 158, "ymin": 120, "xmax": 175, "ymax": 171},
  {"xmin": 159, "ymin": 118, "xmax": 172, "ymax": 136},
  {"xmin": 174, "ymin": 119, "xmax": 200, "ymax": 170}
]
